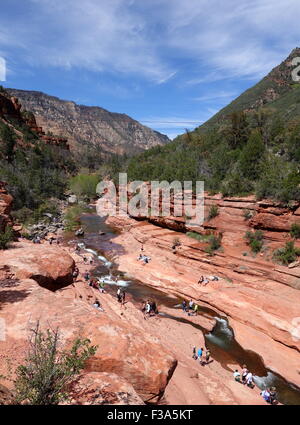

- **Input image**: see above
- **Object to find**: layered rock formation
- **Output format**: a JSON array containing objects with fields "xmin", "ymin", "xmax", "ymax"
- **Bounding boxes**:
[
  {"xmin": 102, "ymin": 192, "xmax": 300, "ymax": 389},
  {"xmin": 0, "ymin": 242, "xmax": 177, "ymax": 403},
  {"xmin": 0, "ymin": 91, "xmax": 69, "ymax": 150},
  {"xmin": 7, "ymin": 89, "xmax": 169, "ymax": 155}
]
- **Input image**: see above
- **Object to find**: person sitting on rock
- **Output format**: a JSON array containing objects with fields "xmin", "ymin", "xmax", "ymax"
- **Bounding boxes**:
[
  {"xmin": 73, "ymin": 267, "xmax": 79, "ymax": 279},
  {"xmin": 233, "ymin": 370, "xmax": 241, "ymax": 382},
  {"xmin": 198, "ymin": 276, "xmax": 204, "ymax": 284},
  {"xmin": 181, "ymin": 300, "xmax": 188, "ymax": 313},
  {"xmin": 246, "ymin": 371, "xmax": 254, "ymax": 387},
  {"xmin": 269, "ymin": 387, "xmax": 277, "ymax": 404},
  {"xmin": 145, "ymin": 300, "xmax": 151, "ymax": 318},
  {"xmin": 93, "ymin": 300, "xmax": 103, "ymax": 311},
  {"xmin": 83, "ymin": 270, "xmax": 90, "ymax": 282},
  {"xmin": 261, "ymin": 388, "xmax": 271, "ymax": 403}
]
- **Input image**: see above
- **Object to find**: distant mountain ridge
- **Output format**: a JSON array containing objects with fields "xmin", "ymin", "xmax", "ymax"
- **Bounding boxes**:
[
  {"xmin": 198, "ymin": 47, "xmax": 300, "ymax": 132},
  {"xmin": 7, "ymin": 88, "xmax": 169, "ymax": 155}
]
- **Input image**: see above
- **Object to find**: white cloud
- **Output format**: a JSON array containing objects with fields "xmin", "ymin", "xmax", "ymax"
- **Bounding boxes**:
[
  {"xmin": 0, "ymin": 0, "xmax": 299, "ymax": 83},
  {"xmin": 192, "ymin": 90, "xmax": 238, "ymax": 102},
  {"xmin": 0, "ymin": 57, "xmax": 6, "ymax": 81}
]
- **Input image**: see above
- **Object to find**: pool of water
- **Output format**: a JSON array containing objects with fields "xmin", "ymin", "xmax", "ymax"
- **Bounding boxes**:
[{"xmin": 67, "ymin": 212, "xmax": 300, "ymax": 405}]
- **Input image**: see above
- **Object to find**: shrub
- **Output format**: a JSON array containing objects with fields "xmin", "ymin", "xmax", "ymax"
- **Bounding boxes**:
[
  {"xmin": 186, "ymin": 232, "xmax": 211, "ymax": 242},
  {"xmin": 208, "ymin": 205, "xmax": 219, "ymax": 220},
  {"xmin": 64, "ymin": 205, "xmax": 90, "ymax": 231},
  {"xmin": 69, "ymin": 174, "xmax": 99, "ymax": 201},
  {"xmin": 0, "ymin": 226, "xmax": 14, "ymax": 250},
  {"xmin": 273, "ymin": 241, "xmax": 300, "ymax": 265},
  {"xmin": 244, "ymin": 230, "xmax": 264, "ymax": 253},
  {"xmin": 14, "ymin": 322, "xmax": 97, "ymax": 405},
  {"xmin": 290, "ymin": 223, "xmax": 300, "ymax": 239},
  {"xmin": 205, "ymin": 234, "xmax": 222, "ymax": 255}
]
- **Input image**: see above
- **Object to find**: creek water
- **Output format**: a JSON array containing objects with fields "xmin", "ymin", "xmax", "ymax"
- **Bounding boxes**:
[{"xmin": 67, "ymin": 212, "xmax": 300, "ymax": 405}]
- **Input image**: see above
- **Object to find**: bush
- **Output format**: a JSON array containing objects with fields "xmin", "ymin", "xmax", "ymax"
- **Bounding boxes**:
[
  {"xmin": 69, "ymin": 174, "xmax": 100, "ymax": 201},
  {"xmin": 14, "ymin": 322, "xmax": 97, "ymax": 405},
  {"xmin": 273, "ymin": 241, "xmax": 300, "ymax": 265},
  {"xmin": 205, "ymin": 234, "xmax": 222, "ymax": 255},
  {"xmin": 0, "ymin": 226, "xmax": 14, "ymax": 250},
  {"xmin": 244, "ymin": 230, "xmax": 264, "ymax": 253},
  {"xmin": 186, "ymin": 232, "xmax": 211, "ymax": 242},
  {"xmin": 208, "ymin": 205, "xmax": 219, "ymax": 220},
  {"xmin": 290, "ymin": 223, "xmax": 300, "ymax": 239},
  {"xmin": 64, "ymin": 205, "xmax": 90, "ymax": 231}
]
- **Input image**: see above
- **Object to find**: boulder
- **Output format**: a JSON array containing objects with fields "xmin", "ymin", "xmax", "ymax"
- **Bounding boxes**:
[{"xmin": 0, "ymin": 242, "xmax": 75, "ymax": 288}]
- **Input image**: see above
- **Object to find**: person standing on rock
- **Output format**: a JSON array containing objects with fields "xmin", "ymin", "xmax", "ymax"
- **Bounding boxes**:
[
  {"xmin": 192, "ymin": 346, "xmax": 197, "ymax": 360},
  {"xmin": 241, "ymin": 365, "xmax": 248, "ymax": 385},
  {"xmin": 205, "ymin": 349, "xmax": 211, "ymax": 364},
  {"xmin": 197, "ymin": 347, "xmax": 203, "ymax": 364},
  {"xmin": 83, "ymin": 270, "xmax": 90, "ymax": 282},
  {"xmin": 117, "ymin": 287, "xmax": 123, "ymax": 304},
  {"xmin": 121, "ymin": 290, "xmax": 126, "ymax": 309},
  {"xmin": 246, "ymin": 371, "xmax": 254, "ymax": 387}
]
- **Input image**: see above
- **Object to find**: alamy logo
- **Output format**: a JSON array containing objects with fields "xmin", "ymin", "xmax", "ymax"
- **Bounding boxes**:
[
  {"xmin": 0, "ymin": 57, "xmax": 6, "ymax": 81},
  {"xmin": 96, "ymin": 173, "xmax": 205, "ymax": 227},
  {"xmin": 291, "ymin": 57, "xmax": 300, "ymax": 82}
]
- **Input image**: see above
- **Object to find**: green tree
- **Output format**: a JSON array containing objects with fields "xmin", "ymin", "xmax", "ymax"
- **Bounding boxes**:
[
  {"xmin": 0, "ymin": 225, "xmax": 14, "ymax": 250},
  {"xmin": 69, "ymin": 174, "xmax": 100, "ymax": 200},
  {"xmin": 238, "ymin": 129, "xmax": 265, "ymax": 180},
  {"xmin": 225, "ymin": 111, "xmax": 250, "ymax": 149},
  {"xmin": 0, "ymin": 123, "xmax": 16, "ymax": 162},
  {"xmin": 14, "ymin": 323, "xmax": 97, "ymax": 405}
]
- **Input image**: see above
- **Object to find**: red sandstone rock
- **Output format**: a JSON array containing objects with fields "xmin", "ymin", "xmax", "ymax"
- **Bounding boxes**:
[
  {"xmin": 0, "ymin": 270, "xmax": 177, "ymax": 402},
  {"xmin": 68, "ymin": 372, "xmax": 144, "ymax": 405},
  {"xmin": 0, "ymin": 242, "xmax": 75, "ymax": 287}
]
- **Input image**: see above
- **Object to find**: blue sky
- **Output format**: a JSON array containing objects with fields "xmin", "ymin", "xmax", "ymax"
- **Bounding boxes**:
[{"xmin": 0, "ymin": 0, "xmax": 300, "ymax": 139}]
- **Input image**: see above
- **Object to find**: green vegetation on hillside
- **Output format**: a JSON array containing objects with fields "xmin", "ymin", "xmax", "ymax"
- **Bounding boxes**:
[
  {"xmin": 244, "ymin": 230, "xmax": 264, "ymax": 253},
  {"xmin": 273, "ymin": 241, "xmax": 300, "ymax": 265},
  {"xmin": 0, "ymin": 226, "xmax": 14, "ymax": 250},
  {"xmin": 125, "ymin": 107, "xmax": 300, "ymax": 203}
]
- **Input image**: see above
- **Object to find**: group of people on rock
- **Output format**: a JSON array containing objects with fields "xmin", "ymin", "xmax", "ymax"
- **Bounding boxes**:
[
  {"xmin": 137, "ymin": 245, "xmax": 151, "ymax": 265},
  {"xmin": 260, "ymin": 387, "xmax": 278, "ymax": 405},
  {"xmin": 141, "ymin": 300, "xmax": 158, "ymax": 318},
  {"xmin": 181, "ymin": 299, "xmax": 199, "ymax": 315},
  {"xmin": 192, "ymin": 346, "xmax": 211, "ymax": 365},
  {"xmin": 198, "ymin": 275, "xmax": 219, "ymax": 286},
  {"xmin": 233, "ymin": 365, "xmax": 254, "ymax": 387},
  {"xmin": 233, "ymin": 365, "xmax": 278, "ymax": 404}
]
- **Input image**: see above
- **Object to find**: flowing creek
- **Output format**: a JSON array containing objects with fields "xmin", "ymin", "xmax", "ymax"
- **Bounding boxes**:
[{"xmin": 66, "ymin": 212, "xmax": 300, "ymax": 405}]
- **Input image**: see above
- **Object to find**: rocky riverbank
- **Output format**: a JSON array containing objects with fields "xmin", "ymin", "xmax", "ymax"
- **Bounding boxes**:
[{"xmin": 103, "ymin": 209, "xmax": 300, "ymax": 391}]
